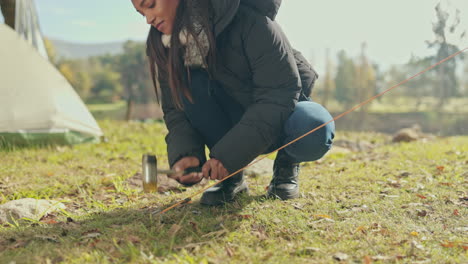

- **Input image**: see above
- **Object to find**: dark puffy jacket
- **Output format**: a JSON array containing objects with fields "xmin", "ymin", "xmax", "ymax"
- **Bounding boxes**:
[{"xmin": 161, "ymin": 0, "xmax": 318, "ymax": 173}]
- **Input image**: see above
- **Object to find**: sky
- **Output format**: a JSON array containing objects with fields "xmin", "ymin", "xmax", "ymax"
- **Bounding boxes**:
[{"xmin": 2, "ymin": 0, "xmax": 467, "ymax": 70}]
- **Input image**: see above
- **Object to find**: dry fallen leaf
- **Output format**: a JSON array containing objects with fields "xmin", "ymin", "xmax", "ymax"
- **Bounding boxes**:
[
  {"xmin": 438, "ymin": 182, "xmax": 453, "ymax": 187},
  {"xmin": 272, "ymin": 218, "xmax": 281, "ymax": 224},
  {"xmin": 379, "ymin": 228, "xmax": 391, "ymax": 236},
  {"xmin": 440, "ymin": 241, "xmax": 455, "ymax": 248},
  {"xmin": 411, "ymin": 240, "xmax": 424, "ymax": 250},
  {"xmin": 251, "ymin": 224, "xmax": 268, "ymax": 240},
  {"xmin": 453, "ymin": 209, "xmax": 460, "ymax": 216},
  {"xmin": 417, "ymin": 210, "xmax": 428, "ymax": 217},
  {"xmin": 127, "ymin": 235, "xmax": 141, "ymax": 244},
  {"xmin": 189, "ymin": 221, "xmax": 199, "ymax": 232},
  {"xmin": 313, "ymin": 214, "xmax": 332, "ymax": 219},
  {"xmin": 88, "ymin": 239, "xmax": 101, "ymax": 248},
  {"xmin": 225, "ymin": 246, "xmax": 235, "ymax": 257},
  {"xmin": 174, "ymin": 242, "xmax": 208, "ymax": 251},
  {"xmin": 168, "ymin": 224, "xmax": 182, "ymax": 236},
  {"xmin": 236, "ymin": 214, "xmax": 252, "ymax": 220},
  {"xmin": 43, "ymin": 219, "xmax": 58, "ymax": 224},
  {"xmin": 356, "ymin": 226, "xmax": 367, "ymax": 234},
  {"xmin": 372, "ymin": 255, "xmax": 393, "ymax": 261},
  {"xmin": 363, "ymin": 255, "xmax": 372, "ymax": 264},
  {"xmin": 440, "ymin": 241, "xmax": 468, "ymax": 250},
  {"xmin": 201, "ymin": 229, "xmax": 227, "ymax": 238},
  {"xmin": 81, "ymin": 232, "xmax": 102, "ymax": 239},
  {"xmin": 416, "ymin": 194, "xmax": 427, "ymax": 199},
  {"xmin": 387, "ymin": 180, "xmax": 402, "ymax": 188},
  {"xmin": 351, "ymin": 205, "xmax": 369, "ymax": 212},
  {"xmin": 40, "ymin": 214, "xmax": 60, "ymax": 225},
  {"xmin": 436, "ymin": 166, "xmax": 445, "ymax": 172},
  {"xmin": 292, "ymin": 203, "xmax": 304, "ymax": 210}
]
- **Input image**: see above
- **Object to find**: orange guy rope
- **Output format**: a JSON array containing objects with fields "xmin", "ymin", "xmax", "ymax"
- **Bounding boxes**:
[{"xmin": 159, "ymin": 47, "xmax": 468, "ymax": 215}]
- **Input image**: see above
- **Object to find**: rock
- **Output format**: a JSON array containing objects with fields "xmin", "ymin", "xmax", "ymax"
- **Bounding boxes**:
[
  {"xmin": 244, "ymin": 158, "xmax": 274, "ymax": 177},
  {"xmin": 127, "ymin": 172, "xmax": 180, "ymax": 193},
  {"xmin": 392, "ymin": 128, "xmax": 420, "ymax": 142},
  {"xmin": 392, "ymin": 124, "xmax": 433, "ymax": 143},
  {"xmin": 157, "ymin": 174, "xmax": 182, "ymax": 192},
  {"xmin": 0, "ymin": 198, "xmax": 66, "ymax": 224}
]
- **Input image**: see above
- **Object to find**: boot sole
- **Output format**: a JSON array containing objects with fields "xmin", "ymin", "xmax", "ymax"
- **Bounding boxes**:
[
  {"xmin": 200, "ymin": 182, "xmax": 249, "ymax": 206},
  {"xmin": 267, "ymin": 187, "xmax": 299, "ymax": 200}
]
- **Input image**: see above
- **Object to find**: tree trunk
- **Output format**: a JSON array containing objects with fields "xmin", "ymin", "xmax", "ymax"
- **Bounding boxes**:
[
  {"xmin": 0, "ymin": 0, "xmax": 16, "ymax": 29},
  {"xmin": 126, "ymin": 99, "xmax": 134, "ymax": 121}
]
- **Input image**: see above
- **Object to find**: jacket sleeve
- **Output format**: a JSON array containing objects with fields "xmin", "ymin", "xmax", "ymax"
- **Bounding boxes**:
[
  {"xmin": 210, "ymin": 16, "xmax": 301, "ymax": 173},
  {"xmin": 293, "ymin": 49, "xmax": 319, "ymax": 100},
  {"xmin": 160, "ymin": 79, "xmax": 206, "ymax": 167}
]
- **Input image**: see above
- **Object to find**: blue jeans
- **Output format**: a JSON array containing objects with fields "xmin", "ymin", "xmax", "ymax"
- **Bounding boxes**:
[{"xmin": 182, "ymin": 69, "xmax": 335, "ymax": 163}]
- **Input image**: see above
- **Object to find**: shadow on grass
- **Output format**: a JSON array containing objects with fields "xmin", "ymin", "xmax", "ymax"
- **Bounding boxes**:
[{"xmin": 0, "ymin": 193, "xmax": 270, "ymax": 262}]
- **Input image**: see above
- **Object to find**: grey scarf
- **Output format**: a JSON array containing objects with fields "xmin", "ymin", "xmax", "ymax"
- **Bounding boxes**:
[{"xmin": 161, "ymin": 23, "xmax": 210, "ymax": 68}]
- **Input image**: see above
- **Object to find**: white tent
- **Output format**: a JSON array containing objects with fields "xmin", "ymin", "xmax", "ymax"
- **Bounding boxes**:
[{"xmin": 0, "ymin": 23, "xmax": 103, "ymax": 146}]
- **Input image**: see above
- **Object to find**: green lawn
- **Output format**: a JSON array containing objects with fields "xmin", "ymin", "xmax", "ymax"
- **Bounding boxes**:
[
  {"xmin": 0, "ymin": 121, "xmax": 467, "ymax": 263},
  {"xmin": 87, "ymin": 101, "xmax": 127, "ymax": 120}
]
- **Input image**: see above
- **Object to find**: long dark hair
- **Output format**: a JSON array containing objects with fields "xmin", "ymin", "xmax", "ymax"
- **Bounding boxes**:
[{"xmin": 146, "ymin": 0, "xmax": 216, "ymax": 109}]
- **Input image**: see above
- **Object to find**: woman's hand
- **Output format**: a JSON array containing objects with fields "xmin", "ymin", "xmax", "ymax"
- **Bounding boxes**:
[
  {"xmin": 171, "ymin": 157, "xmax": 203, "ymax": 185},
  {"xmin": 202, "ymin": 158, "xmax": 229, "ymax": 181}
]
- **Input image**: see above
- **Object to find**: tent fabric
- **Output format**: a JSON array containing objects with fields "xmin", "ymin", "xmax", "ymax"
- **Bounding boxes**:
[
  {"xmin": 0, "ymin": 23, "xmax": 103, "ymax": 145},
  {"xmin": 0, "ymin": 130, "xmax": 99, "ymax": 148}
]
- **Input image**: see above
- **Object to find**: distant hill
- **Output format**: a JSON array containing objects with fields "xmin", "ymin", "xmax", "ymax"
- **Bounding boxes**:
[{"xmin": 50, "ymin": 39, "xmax": 128, "ymax": 59}]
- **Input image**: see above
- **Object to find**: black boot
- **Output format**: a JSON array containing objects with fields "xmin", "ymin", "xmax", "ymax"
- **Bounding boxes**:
[
  {"xmin": 267, "ymin": 150, "xmax": 300, "ymax": 200},
  {"xmin": 200, "ymin": 172, "xmax": 248, "ymax": 206}
]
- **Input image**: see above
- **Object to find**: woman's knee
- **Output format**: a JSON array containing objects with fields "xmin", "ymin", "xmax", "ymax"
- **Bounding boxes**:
[{"xmin": 283, "ymin": 102, "xmax": 335, "ymax": 162}]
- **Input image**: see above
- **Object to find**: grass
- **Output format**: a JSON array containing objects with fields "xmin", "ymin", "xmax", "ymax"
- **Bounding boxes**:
[
  {"xmin": 0, "ymin": 121, "xmax": 467, "ymax": 263},
  {"xmin": 317, "ymin": 96, "xmax": 468, "ymax": 114},
  {"xmin": 87, "ymin": 101, "xmax": 127, "ymax": 120},
  {"xmin": 368, "ymin": 96, "xmax": 468, "ymax": 114}
]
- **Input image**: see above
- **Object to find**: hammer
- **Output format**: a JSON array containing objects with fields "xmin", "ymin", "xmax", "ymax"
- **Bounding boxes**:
[{"xmin": 142, "ymin": 154, "xmax": 202, "ymax": 192}]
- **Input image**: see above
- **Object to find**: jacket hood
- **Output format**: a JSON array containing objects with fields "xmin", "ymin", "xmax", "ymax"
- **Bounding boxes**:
[
  {"xmin": 210, "ymin": 0, "xmax": 282, "ymax": 36},
  {"xmin": 242, "ymin": 0, "xmax": 282, "ymax": 20}
]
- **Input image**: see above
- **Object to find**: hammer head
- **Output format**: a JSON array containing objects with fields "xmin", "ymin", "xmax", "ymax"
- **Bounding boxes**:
[{"xmin": 142, "ymin": 154, "xmax": 158, "ymax": 193}]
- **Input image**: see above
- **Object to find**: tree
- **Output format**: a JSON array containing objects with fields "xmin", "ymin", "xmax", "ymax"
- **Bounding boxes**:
[
  {"xmin": 118, "ymin": 41, "xmax": 155, "ymax": 120},
  {"xmin": 58, "ymin": 62, "xmax": 77, "ymax": 87},
  {"xmin": 334, "ymin": 50, "xmax": 356, "ymax": 109},
  {"xmin": 75, "ymin": 70, "xmax": 93, "ymax": 100},
  {"xmin": 90, "ymin": 68, "xmax": 123, "ymax": 103},
  {"xmin": 321, "ymin": 49, "xmax": 335, "ymax": 108},
  {"xmin": 372, "ymin": 63, "xmax": 385, "ymax": 102},
  {"xmin": 43, "ymin": 37, "xmax": 59, "ymax": 66},
  {"xmin": 426, "ymin": 2, "xmax": 466, "ymax": 107},
  {"xmin": 405, "ymin": 56, "xmax": 435, "ymax": 109},
  {"xmin": 464, "ymin": 58, "xmax": 468, "ymax": 96},
  {"xmin": 355, "ymin": 43, "xmax": 376, "ymax": 112}
]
